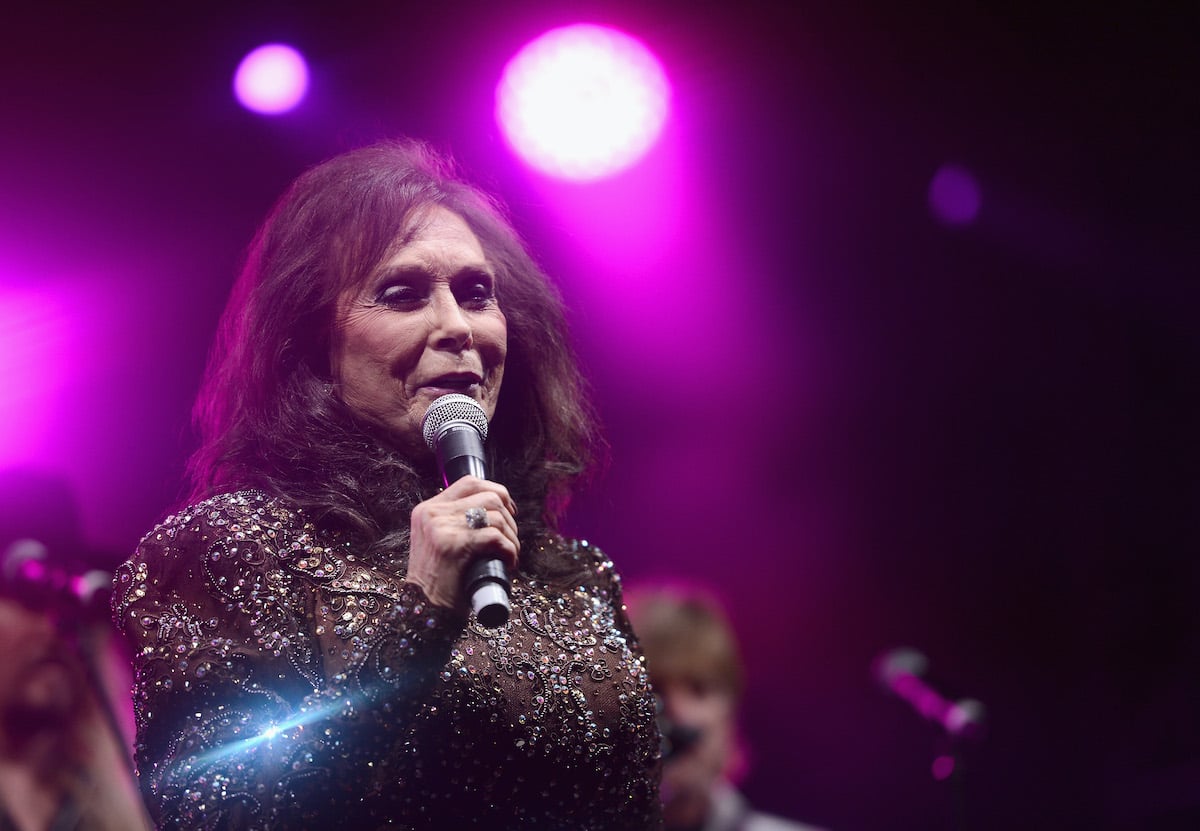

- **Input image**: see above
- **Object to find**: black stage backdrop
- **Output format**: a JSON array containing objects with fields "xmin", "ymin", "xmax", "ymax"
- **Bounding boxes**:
[{"xmin": 1, "ymin": 2, "xmax": 1196, "ymax": 828}]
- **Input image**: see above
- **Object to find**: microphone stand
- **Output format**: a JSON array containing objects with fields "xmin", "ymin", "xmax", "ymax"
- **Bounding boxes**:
[
  {"xmin": 56, "ymin": 611, "xmax": 156, "ymax": 831},
  {"xmin": 875, "ymin": 648, "xmax": 985, "ymax": 830},
  {"xmin": 931, "ymin": 733, "xmax": 972, "ymax": 831}
]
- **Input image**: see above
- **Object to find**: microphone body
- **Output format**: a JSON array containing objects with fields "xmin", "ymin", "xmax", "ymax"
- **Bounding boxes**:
[
  {"xmin": 433, "ymin": 424, "xmax": 488, "ymax": 483},
  {"xmin": 421, "ymin": 394, "xmax": 511, "ymax": 627}
]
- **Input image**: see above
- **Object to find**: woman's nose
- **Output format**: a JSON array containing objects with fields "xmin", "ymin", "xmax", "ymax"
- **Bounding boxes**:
[{"xmin": 429, "ymin": 289, "xmax": 472, "ymax": 350}]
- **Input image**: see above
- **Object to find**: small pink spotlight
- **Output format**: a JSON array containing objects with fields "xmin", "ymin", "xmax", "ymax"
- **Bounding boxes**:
[
  {"xmin": 931, "ymin": 754, "xmax": 956, "ymax": 781},
  {"xmin": 233, "ymin": 44, "xmax": 310, "ymax": 116},
  {"xmin": 496, "ymin": 24, "xmax": 671, "ymax": 182},
  {"xmin": 929, "ymin": 163, "xmax": 983, "ymax": 227}
]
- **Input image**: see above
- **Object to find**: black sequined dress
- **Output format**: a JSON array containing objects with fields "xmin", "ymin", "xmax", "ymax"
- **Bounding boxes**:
[{"xmin": 113, "ymin": 491, "xmax": 663, "ymax": 830}]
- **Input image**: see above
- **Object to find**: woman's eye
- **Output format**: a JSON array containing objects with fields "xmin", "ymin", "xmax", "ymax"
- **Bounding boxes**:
[
  {"xmin": 458, "ymin": 278, "xmax": 495, "ymax": 305},
  {"xmin": 377, "ymin": 282, "xmax": 421, "ymax": 306}
]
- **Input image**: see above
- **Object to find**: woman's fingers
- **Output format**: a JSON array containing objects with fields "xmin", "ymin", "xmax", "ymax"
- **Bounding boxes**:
[
  {"xmin": 439, "ymin": 477, "xmax": 520, "ymax": 558},
  {"xmin": 467, "ymin": 496, "xmax": 519, "ymax": 547},
  {"xmin": 440, "ymin": 476, "xmax": 518, "ymax": 518},
  {"xmin": 405, "ymin": 477, "xmax": 521, "ymax": 609}
]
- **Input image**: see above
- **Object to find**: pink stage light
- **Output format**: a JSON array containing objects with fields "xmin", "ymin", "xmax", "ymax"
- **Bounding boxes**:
[
  {"xmin": 233, "ymin": 44, "xmax": 310, "ymax": 115},
  {"xmin": 931, "ymin": 754, "xmax": 957, "ymax": 781},
  {"xmin": 496, "ymin": 24, "xmax": 671, "ymax": 182},
  {"xmin": 929, "ymin": 163, "xmax": 983, "ymax": 227}
]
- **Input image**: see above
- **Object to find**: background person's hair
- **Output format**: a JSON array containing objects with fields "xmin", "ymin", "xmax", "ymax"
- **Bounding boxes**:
[
  {"xmin": 186, "ymin": 139, "xmax": 602, "ymax": 572},
  {"xmin": 626, "ymin": 586, "xmax": 745, "ymax": 699}
]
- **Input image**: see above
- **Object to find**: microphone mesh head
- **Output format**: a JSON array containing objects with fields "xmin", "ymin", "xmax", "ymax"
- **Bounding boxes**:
[
  {"xmin": 3, "ymin": 538, "xmax": 48, "ymax": 583},
  {"xmin": 421, "ymin": 394, "xmax": 489, "ymax": 451},
  {"xmin": 873, "ymin": 647, "xmax": 928, "ymax": 687}
]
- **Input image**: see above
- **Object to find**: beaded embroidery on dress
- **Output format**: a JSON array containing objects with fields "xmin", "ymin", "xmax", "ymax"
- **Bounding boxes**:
[{"xmin": 113, "ymin": 490, "xmax": 663, "ymax": 830}]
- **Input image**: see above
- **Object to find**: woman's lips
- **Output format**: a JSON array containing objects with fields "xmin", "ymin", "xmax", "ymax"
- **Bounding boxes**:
[
  {"xmin": 418, "ymin": 375, "xmax": 482, "ymax": 398},
  {"xmin": 424, "ymin": 371, "xmax": 480, "ymax": 385},
  {"xmin": 422, "ymin": 384, "xmax": 478, "ymax": 397}
]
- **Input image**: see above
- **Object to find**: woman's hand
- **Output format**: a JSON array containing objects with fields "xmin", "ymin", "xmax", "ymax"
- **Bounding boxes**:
[{"xmin": 405, "ymin": 476, "xmax": 520, "ymax": 610}]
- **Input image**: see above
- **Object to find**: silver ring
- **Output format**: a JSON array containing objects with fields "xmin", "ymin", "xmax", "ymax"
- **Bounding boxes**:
[{"xmin": 464, "ymin": 506, "xmax": 488, "ymax": 530}]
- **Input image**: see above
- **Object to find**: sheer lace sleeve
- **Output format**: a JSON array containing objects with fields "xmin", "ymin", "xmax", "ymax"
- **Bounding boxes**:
[{"xmin": 112, "ymin": 491, "xmax": 464, "ymax": 830}]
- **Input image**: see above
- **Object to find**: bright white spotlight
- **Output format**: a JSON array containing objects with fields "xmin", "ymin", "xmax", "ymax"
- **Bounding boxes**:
[
  {"xmin": 496, "ymin": 24, "xmax": 671, "ymax": 182},
  {"xmin": 233, "ymin": 43, "xmax": 310, "ymax": 116}
]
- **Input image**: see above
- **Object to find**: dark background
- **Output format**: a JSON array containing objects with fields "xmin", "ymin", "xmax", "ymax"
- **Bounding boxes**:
[{"xmin": 2, "ymin": 2, "xmax": 1197, "ymax": 828}]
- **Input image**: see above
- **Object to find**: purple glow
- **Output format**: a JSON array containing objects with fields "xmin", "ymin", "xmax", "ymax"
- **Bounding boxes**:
[
  {"xmin": 0, "ymin": 271, "xmax": 131, "ymax": 546},
  {"xmin": 496, "ymin": 24, "xmax": 671, "ymax": 181},
  {"xmin": 0, "ymin": 289, "xmax": 69, "ymax": 464},
  {"xmin": 233, "ymin": 44, "xmax": 310, "ymax": 115},
  {"xmin": 524, "ymin": 125, "xmax": 682, "ymax": 268},
  {"xmin": 928, "ymin": 163, "xmax": 982, "ymax": 226}
]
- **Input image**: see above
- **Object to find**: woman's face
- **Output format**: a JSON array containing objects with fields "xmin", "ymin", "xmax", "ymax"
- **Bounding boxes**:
[{"xmin": 330, "ymin": 205, "xmax": 507, "ymax": 453}]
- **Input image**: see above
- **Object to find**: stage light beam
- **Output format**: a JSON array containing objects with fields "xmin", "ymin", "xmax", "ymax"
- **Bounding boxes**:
[
  {"xmin": 496, "ymin": 24, "xmax": 671, "ymax": 182},
  {"xmin": 0, "ymin": 289, "xmax": 69, "ymax": 464},
  {"xmin": 233, "ymin": 44, "xmax": 310, "ymax": 116}
]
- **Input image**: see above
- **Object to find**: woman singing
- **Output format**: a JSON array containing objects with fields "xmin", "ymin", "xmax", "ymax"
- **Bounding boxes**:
[{"xmin": 112, "ymin": 140, "xmax": 663, "ymax": 829}]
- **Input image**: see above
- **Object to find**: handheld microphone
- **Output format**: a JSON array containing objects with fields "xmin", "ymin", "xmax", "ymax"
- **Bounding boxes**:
[
  {"xmin": 2, "ymin": 538, "xmax": 113, "ymax": 615},
  {"xmin": 873, "ymin": 647, "xmax": 986, "ymax": 741},
  {"xmin": 654, "ymin": 697, "xmax": 703, "ymax": 761},
  {"xmin": 421, "ymin": 393, "xmax": 510, "ymax": 627}
]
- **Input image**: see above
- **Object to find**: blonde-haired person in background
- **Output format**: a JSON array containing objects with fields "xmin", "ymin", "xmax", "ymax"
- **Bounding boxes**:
[{"xmin": 627, "ymin": 586, "xmax": 827, "ymax": 831}]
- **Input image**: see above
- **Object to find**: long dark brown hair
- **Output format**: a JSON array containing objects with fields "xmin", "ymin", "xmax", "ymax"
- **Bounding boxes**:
[{"xmin": 186, "ymin": 139, "xmax": 601, "ymax": 576}]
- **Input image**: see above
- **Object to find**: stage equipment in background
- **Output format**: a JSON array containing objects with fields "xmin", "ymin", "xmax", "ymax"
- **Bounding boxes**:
[
  {"xmin": 874, "ymin": 646, "xmax": 986, "ymax": 742},
  {"xmin": 874, "ymin": 646, "xmax": 986, "ymax": 830},
  {"xmin": 0, "ymin": 539, "xmax": 152, "ymax": 829},
  {"xmin": 3, "ymin": 538, "xmax": 112, "ymax": 614}
]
